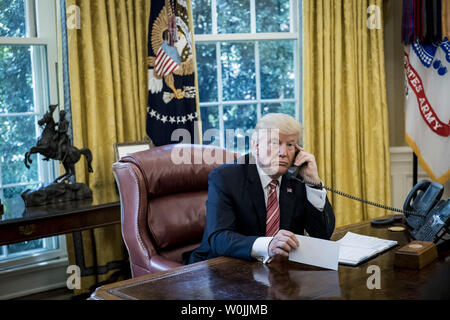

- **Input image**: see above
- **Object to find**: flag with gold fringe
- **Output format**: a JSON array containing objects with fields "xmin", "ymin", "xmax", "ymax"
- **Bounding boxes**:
[
  {"xmin": 402, "ymin": 0, "xmax": 450, "ymax": 184},
  {"xmin": 404, "ymin": 40, "xmax": 450, "ymax": 184},
  {"xmin": 146, "ymin": 0, "xmax": 201, "ymax": 146}
]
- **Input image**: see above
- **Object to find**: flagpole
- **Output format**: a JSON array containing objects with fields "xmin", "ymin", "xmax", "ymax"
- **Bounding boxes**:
[{"xmin": 413, "ymin": 153, "xmax": 418, "ymax": 187}]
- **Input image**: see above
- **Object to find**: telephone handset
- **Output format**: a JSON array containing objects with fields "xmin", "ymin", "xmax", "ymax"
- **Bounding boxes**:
[
  {"xmin": 403, "ymin": 181, "xmax": 450, "ymax": 244},
  {"xmin": 288, "ymin": 148, "xmax": 450, "ymax": 245},
  {"xmin": 287, "ymin": 148, "xmax": 313, "ymax": 185}
]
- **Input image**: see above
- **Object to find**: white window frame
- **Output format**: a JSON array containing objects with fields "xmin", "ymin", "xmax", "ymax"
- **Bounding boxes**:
[
  {"xmin": 194, "ymin": 0, "xmax": 302, "ymax": 149},
  {"xmin": 0, "ymin": 236, "xmax": 67, "ymax": 271},
  {"xmin": 0, "ymin": 0, "xmax": 66, "ymax": 271}
]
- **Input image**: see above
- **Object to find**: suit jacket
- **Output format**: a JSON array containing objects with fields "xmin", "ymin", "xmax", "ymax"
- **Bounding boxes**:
[{"xmin": 185, "ymin": 154, "xmax": 335, "ymax": 264}]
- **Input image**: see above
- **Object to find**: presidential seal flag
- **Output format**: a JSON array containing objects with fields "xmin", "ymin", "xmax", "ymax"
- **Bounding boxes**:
[
  {"xmin": 147, "ymin": 0, "xmax": 201, "ymax": 146},
  {"xmin": 404, "ymin": 38, "xmax": 450, "ymax": 184}
]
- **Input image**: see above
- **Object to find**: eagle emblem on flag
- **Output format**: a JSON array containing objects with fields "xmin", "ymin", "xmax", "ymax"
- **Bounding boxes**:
[
  {"xmin": 147, "ymin": 0, "xmax": 196, "ymax": 103},
  {"xmin": 146, "ymin": 0, "xmax": 200, "ymax": 146}
]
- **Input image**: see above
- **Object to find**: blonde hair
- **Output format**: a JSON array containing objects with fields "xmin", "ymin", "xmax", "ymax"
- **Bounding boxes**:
[{"xmin": 254, "ymin": 113, "xmax": 302, "ymax": 143}]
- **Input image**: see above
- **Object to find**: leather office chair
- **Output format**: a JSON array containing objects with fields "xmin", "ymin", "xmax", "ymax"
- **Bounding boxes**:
[{"xmin": 112, "ymin": 144, "xmax": 239, "ymax": 277}]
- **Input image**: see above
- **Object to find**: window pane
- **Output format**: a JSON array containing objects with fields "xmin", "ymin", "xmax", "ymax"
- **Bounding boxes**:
[
  {"xmin": 1, "ymin": 183, "xmax": 39, "ymax": 200},
  {"xmin": 0, "ymin": 237, "xmax": 59, "ymax": 262},
  {"xmin": 0, "ymin": 45, "xmax": 42, "ymax": 114},
  {"xmin": 6, "ymin": 239, "xmax": 43, "ymax": 255},
  {"xmin": 0, "ymin": 0, "xmax": 62, "ymax": 268},
  {"xmin": 0, "ymin": 0, "xmax": 26, "ymax": 37},
  {"xmin": 256, "ymin": 0, "xmax": 290, "ymax": 33},
  {"xmin": 259, "ymin": 40, "xmax": 295, "ymax": 100},
  {"xmin": 221, "ymin": 42, "xmax": 256, "ymax": 101},
  {"xmin": 196, "ymin": 43, "xmax": 217, "ymax": 102},
  {"xmin": 200, "ymin": 105, "xmax": 219, "ymax": 145},
  {"xmin": 223, "ymin": 104, "xmax": 256, "ymax": 154},
  {"xmin": 192, "ymin": 0, "xmax": 212, "ymax": 35},
  {"xmin": 262, "ymin": 102, "xmax": 296, "ymax": 117},
  {"xmin": 217, "ymin": 0, "xmax": 250, "ymax": 34},
  {"xmin": 0, "ymin": 115, "xmax": 39, "ymax": 185}
]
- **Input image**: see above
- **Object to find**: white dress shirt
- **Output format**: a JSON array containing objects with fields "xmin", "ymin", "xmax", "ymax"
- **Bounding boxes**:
[{"xmin": 251, "ymin": 164, "xmax": 327, "ymax": 263}]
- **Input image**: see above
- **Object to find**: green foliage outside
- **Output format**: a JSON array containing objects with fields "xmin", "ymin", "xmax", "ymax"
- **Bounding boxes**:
[
  {"xmin": 0, "ymin": 0, "xmax": 40, "ymax": 199},
  {"xmin": 0, "ymin": 0, "xmax": 46, "ymax": 258},
  {"xmin": 192, "ymin": 0, "xmax": 297, "ymax": 154}
]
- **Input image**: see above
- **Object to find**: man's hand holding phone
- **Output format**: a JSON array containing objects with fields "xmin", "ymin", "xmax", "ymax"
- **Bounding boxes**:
[{"xmin": 293, "ymin": 145, "xmax": 321, "ymax": 185}]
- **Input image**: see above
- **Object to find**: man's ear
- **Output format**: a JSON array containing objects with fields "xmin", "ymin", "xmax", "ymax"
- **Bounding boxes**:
[{"xmin": 251, "ymin": 140, "xmax": 258, "ymax": 157}]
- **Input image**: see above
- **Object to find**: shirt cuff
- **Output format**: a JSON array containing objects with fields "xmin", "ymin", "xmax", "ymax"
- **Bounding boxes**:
[
  {"xmin": 305, "ymin": 184, "xmax": 326, "ymax": 211},
  {"xmin": 251, "ymin": 237, "xmax": 274, "ymax": 264}
]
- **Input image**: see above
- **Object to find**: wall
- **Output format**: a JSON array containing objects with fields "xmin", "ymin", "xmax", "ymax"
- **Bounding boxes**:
[
  {"xmin": 384, "ymin": 0, "xmax": 406, "ymax": 147},
  {"xmin": 391, "ymin": 147, "xmax": 450, "ymax": 208}
]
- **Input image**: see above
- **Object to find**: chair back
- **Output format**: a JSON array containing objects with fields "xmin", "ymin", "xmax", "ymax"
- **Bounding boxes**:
[{"xmin": 113, "ymin": 144, "xmax": 239, "ymax": 277}]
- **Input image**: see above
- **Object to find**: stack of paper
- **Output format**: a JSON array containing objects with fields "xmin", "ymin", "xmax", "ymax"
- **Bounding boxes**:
[{"xmin": 336, "ymin": 232, "xmax": 398, "ymax": 266}]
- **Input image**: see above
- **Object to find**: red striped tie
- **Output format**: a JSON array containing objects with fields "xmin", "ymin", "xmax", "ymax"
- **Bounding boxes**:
[{"xmin": 265, "ymin": 180, "xmax": 280, "ymax": 237}]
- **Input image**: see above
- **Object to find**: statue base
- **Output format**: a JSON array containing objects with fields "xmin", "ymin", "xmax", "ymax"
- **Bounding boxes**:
[{"xmin": 21, "ymin": 182, "xmax": 93, "ymax": 207}]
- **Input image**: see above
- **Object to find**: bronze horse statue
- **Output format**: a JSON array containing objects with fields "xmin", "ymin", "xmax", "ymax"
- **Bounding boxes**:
[{"xmin": 24, "ymin": 105, "xmax": 93, "ymax": 183}]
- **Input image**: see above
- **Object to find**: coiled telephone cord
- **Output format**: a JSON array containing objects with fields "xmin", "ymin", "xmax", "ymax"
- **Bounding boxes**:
[{"xmin": 291, "ymin": 175, "xmax": 424, "ymax": 218}]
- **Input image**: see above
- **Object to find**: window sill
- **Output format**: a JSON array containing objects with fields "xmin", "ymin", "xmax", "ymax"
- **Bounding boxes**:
[{"xmin": 0, "ymin": 255, "xmax": 69, "ymax": 299}]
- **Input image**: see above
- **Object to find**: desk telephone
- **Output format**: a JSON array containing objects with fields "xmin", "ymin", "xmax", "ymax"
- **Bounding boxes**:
[{"xmin": 288, "ymin": 157, "xmax": 450, "ymax": 246}]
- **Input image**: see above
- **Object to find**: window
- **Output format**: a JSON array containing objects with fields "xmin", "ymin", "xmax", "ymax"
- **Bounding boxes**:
[
  {"xmin": 0, "ymin": 0, "xmax": 64, "ymax": 266},
  {"xmin": 192, "ymin": 0, "xmax": 301, "ymax": 154}
]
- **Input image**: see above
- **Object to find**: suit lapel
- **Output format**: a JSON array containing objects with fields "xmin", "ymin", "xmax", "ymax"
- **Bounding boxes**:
[
  {"xmin": 245, "ymin": 160, "xmax": 267, "ymax": 235},
  {"xmin": 279, "ymin": 175, "xmax": 296, "ymax": 230}
]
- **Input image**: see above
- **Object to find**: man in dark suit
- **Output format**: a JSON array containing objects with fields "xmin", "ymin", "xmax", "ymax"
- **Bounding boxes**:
[{"xmin": 186, "ymin": 113, "xmax": 335, "ymax": 264}]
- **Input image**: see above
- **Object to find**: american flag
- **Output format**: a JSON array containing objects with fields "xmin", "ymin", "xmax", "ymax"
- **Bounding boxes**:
[{"xmin": 155, "ymin": 40, "xmax": 181, "ymax": 76}]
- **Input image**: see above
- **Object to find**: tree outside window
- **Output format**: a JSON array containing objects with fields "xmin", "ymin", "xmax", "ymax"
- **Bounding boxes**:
[
  {"xmin": 0, "ymin": 0, "xmax": 61, "ymax": 264},
  {"xmin": 192, "ymin": 0, "xmax": 301, "ymax": 155}
]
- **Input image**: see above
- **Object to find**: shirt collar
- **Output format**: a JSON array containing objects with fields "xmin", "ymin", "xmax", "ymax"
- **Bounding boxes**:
[{"xmin": 256, "ymin": 162, "xmax": 282, "ymax": 189}]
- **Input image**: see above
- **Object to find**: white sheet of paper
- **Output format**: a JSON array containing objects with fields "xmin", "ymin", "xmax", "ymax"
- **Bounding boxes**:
[{"xmin": 288, "ymin": 235, "xmax": 340, "ymax": 271}]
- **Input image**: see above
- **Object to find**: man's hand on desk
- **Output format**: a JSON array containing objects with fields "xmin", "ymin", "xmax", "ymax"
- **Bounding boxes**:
[{"xmin": 268, "ymin": 229, "xmax": 299, "ymax": 258}]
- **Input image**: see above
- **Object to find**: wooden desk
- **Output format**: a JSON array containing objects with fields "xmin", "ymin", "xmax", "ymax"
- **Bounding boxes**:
[
  {"xmin": 0, "ymin": 188, "xmax": 120, "ymax": 246},
  {"xmin": 90, "ymin": 220, "xmax": 450, "ymax": 300}
]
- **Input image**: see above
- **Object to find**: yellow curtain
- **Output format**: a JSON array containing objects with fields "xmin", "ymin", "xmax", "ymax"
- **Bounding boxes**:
[
  {"xmin": 65, "ymin": 0, "xmax": 150, "ymax": 295},
  {"xmin": 303, "ymin": 0, "xmax": 391, "ymax": 227}
]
